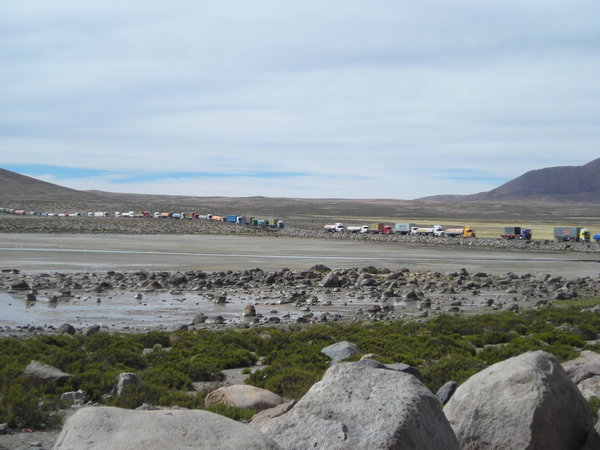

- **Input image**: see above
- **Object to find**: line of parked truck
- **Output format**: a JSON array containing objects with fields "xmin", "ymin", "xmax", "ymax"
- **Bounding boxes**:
[
  {"xmin": 0, "ymin": 207, "xmax": 284, "ymax": 229},
  {"xmin": 324, "ymin": 222, "xmax": 600, "ymax": 243},
  {"xmin": 324, "ymin": 222, "xmax": 476, "ymax": 238}
]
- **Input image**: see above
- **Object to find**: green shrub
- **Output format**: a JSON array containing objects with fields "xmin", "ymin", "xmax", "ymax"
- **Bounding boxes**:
[{"xmin": 203, "ymin": 403, "xmax": 255, "ymax": 421}]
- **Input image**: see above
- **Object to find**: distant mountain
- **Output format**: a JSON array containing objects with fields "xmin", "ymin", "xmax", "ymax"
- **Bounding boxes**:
[
  {"xmin": 0, "ymin": 168, "xmax": 109, "ymax": 204},
  {"xmin": 422, "ymin": 158, "xmax": 600, "ymax": 203}
]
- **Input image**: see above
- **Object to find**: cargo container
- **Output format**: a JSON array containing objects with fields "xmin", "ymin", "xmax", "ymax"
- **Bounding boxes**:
[
  {"xmin": 554, "ymin": 227, "xmax": 590, "ymax": 242},
  {"xmin": 226, "ymin": 214, "xmax": 238, "ymax": 223},
  {"xmin": 500, "ymin": 226, "xmax": 532, "ymax": 240},
  {"xmin": 394, "ymin": 223, "xmax": 416, "ymax": 235},
  {"xmin": 368, "ymin": 223, "xmax": 393, "ymax": 234}
]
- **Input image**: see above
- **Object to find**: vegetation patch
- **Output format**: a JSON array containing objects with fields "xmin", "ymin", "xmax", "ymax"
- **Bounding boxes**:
[{"xmin": 1, "ymin": 300, "xmax": 600, "ymax": 429}]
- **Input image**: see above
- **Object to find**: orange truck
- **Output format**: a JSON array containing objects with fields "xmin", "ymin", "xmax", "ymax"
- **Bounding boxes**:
[{"xmin": 444, "ymin": 226, "xmax": 476, "ymax": 238}]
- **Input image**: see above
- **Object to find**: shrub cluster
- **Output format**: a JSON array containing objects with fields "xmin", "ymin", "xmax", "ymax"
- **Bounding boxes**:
[{"xmin": 1, "ymin": 301, "xmax": 600, "ymax": 428}]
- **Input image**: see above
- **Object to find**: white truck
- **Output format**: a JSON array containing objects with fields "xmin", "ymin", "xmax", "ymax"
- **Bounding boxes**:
[
  {"xmin": 347, "ymin": 225, "xmax": 369, "ymax": 233},
  {"xmin": 324, "ymin": 223, "xmax": 345, "ymax": 232},
  {"xmin": 410, "ymin": 225, "xmax": 445, "ymax": 237}
]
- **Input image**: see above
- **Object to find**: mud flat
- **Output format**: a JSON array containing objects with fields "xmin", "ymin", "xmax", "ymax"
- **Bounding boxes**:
[
  {"xmin": 2, "ymin": 262, "xmax": 600, "ymax": 337},
  {"xmin": 1, "ymin": 233, "xmax": 600, "ymax": 275}
]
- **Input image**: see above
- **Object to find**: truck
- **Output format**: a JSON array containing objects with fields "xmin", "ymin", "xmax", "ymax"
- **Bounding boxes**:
[
  {"xmin": 393, "ymin": 223, "xmax": 416, "ymax": 235},
  {"xmin": 445, "ymin": 226, "xmax": 476, "ymax": 238},
  {"xmin": 347, "ymin": 225, "xmax": 369, "ymax": 233},
  {"xmin": 324, "ymin": 223, "xmax": 345, "ymax": 232},
  {"xmin": 411, "ymin": 225, "xmax": 444, "ymax": 237},
  {"xmin": 368, "ymin": 223, "xmax": 393, "ymax": 234},
  {"xmin": 554, "ymin": 227, "xmax": 590, "ymax": 242},
  {"xmin": 500, "ymin": 226, "xmax": 532, "ymax": 240}
]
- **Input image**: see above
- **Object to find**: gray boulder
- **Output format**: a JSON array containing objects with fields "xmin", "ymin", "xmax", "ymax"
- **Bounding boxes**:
[
  {"xmin": 57, "ymin": 323, "xmax": 76, "ymax": 335},
  {"xmin": 444, "ymin": 351, "xmax": 594, "ymax": 449},
  {"xmin": 24, "ymin": 360, "xmax": 72, "ymax": 384},
  {"xmin": 563, "ymin": 350, "xmax": 600, "ymax": 384},
  {"xmin": 259, "ymin": 362, "xmax": 459, "ymax": 449},
  {"xmin": 320, "ymin": 272, "xmax": 339, "ymax": 288},
  {"xmin": 204, "ymin": 385, "xmax": 282, "ymax": 412},
  {"xmin": 321, "ymin": 341, "xmax": 362, "ymax": 364},
  {"xmin": 435, "ymin": 381, "xmax": 458, "ymax": 405},
  {"xmin": 249, "ymin": 400, "xmax": 296, "ymax": 429},
  {"xmin": 53, "ymin": 406, "xmax": 281, "ymax": 450},
  {"xmin": 61, "ymin": 389, "xmax": 86, "ymax": 407},
  {"xmin": 113, "ymin": 372, "xmax": 141, "ymax": 396}
]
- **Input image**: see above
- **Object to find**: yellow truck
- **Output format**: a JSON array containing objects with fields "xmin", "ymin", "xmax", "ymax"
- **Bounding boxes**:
[{"xmin": 444, "ymin": 226, "xmax": 476, "ymax": 238}]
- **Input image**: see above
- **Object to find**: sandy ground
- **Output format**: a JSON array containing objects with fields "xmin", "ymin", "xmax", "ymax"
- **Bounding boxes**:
[{"xmin": 1, "ymin": 233, "xmax": 599, "ymax": 276}]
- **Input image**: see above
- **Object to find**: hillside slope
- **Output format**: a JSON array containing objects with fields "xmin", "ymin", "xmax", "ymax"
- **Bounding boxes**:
[
  {"xmin": 0, "ymin": 169, "xmax": 110, "ymax": 206},
  {"xmin": 423, "ymin": 158, "xmax": 600, "ymax": 203}
]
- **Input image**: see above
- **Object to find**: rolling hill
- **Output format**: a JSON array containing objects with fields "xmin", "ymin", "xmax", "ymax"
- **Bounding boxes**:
[{"xmin": 422, "ymin": 158, "xmax": 600, "ymax": 203}]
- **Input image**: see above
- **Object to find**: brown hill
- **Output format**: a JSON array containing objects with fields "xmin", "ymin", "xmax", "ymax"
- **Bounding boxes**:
[
  {"xmin": 422, "ymin": 158, "xmax": 600, "ymax": 204},
  {"xmin": 0, "ymin": 168, "xmax": 110, "ymax": 207}
]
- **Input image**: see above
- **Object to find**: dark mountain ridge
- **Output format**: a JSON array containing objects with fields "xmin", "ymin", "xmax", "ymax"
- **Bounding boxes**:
[{"xmin": 421, "ymin": 158, "xmax": 600, "ymax": 203}]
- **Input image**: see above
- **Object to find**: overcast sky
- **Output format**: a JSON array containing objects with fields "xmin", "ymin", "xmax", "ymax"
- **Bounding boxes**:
[{"xmin": 1, "ymin": 1, "xmax": 599, "ymax": 199}]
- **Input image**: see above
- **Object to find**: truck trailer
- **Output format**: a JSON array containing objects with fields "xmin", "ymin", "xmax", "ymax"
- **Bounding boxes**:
[
  {"xmin": 368, "ymin": 223, "xmax": 393, "ymax": 234},
  {"xmin": 554, "ymin": 227, "xmax": 590, "ymax": 242},
  {"xmin": 445, "ymin": 226, "xmax": 476, "ymax": 238},
  {"xmin": 394, "ymin": 223, "xmax": 416, "ymax": 235},
  {"xmin": 324, "ymin": 223, "xmax": 345, "ymax": 232},
  {"xmin": 411, "ymin": 225, "xmax": 444, "ymax": 237},
  {"xmin": 500, "ymin": 227, "xmax": 532, "ymax": 240}
]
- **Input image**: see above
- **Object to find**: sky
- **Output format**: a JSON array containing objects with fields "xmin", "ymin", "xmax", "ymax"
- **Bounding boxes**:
[{"xmin": 1, "ymin": 1, "xmax": 599, "ymax": 199}]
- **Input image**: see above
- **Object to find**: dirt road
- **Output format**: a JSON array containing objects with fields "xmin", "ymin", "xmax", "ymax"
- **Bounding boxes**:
[{"xmin": 1, "ymin": 233, "xmax": 599, "ymax": 276}]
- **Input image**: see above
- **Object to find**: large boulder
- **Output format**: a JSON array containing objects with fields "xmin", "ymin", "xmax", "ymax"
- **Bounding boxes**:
[
  {"xmin": 444, "ymin": 351, "xmax": 594, "ymax": 449},
  {"xmin": 320, "ymin": 341, "xmax": 362, "ymax": 364},
  {"xmin": 204, "ymin": 385, "xmax": 282, "ymax": 412},
  {"xmin": 24, "ymin": 360, "xmax": 72, "ymax": 384},
  {"xmin": 259, "ymin": 362, "xmax": 459, "ymax": 449},
  {"xmin": 563, "ymin": 350, "xmax": 600, "ymax": 384},
  {"xmin": 563, "ymin": 351, "xmax": 600, "ymax": 401},
  {"xmin": 53, "ymin": 406, "xmax": 280, "ymax": 449}
]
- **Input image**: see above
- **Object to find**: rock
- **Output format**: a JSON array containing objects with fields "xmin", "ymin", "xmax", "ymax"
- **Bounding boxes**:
[
  {"xmin": 83, "ymin": 324, "xmax": 101, "ymax": 336},
  {"xmin": 435, "ymin": 381, "xmax": 458, "ymax": 405},
  {"xmin": 563, "ymin": 350, "xmax": 600, "ymax": 384},
  {"xmin": 0, "ymin": 423, "xmax": 8, "ymax": 434},
  {"xmin": 444, "ymin": 351, "xmax": 594, "ymax": 449},
  {"xmin": 243, "ymin": 305, "xmax": 257, "ymax": 317},
  {"xmin": 205, "ymin": 385, "xmax": 283, "ymax": 412},
  {"xmin": 58, "ymin": 323, "xmax": 76, "ymax": 335},
  {"xmin": 578, "ymin": 376, "xmax": 600, "ymax": 401},
  {"xmin": 113, "ymin": 372, "xmax": 141, "ymax": 396},
  {"xmin": 383, "ymin": 362, "xmax": 421, "ymax": 379},
  {"xmin": 259, "ymin": 362, "xmax": 459, "ymax": 449},
  {"xmin": 205, "ymin": 315, "xmax": 225, "ymax": 325},
  {"xmin": 320, "ymin": 272, "xmax": 339, "ymax": 288},
  {"xmin": 53, "ymin": 406, "xmax": 281, "ymax": 450},
  {"xmin": 9, "ymin": 280, "xmax": 29, "ymax": 290},
  {"xmin": 320, "ymin": 341, "xmax": 362, "ymax": 364},
  {"xmin": 24, "ymin": 360, "xmax": 72, "ymax": 384},
  {"xmin": 249, "ymin": 400, "xmax": 296, "ymax": 429},
  {"xmin": 61, "ymin": 389, "xmax": 86, "ymax": 406},
  {"xmin": 26, "ymin": 292, "xmax": 36, "ymax": 301},
  {"xmin": 192, "ymin": 312, "xmax": 207, "ymax": 324}
]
